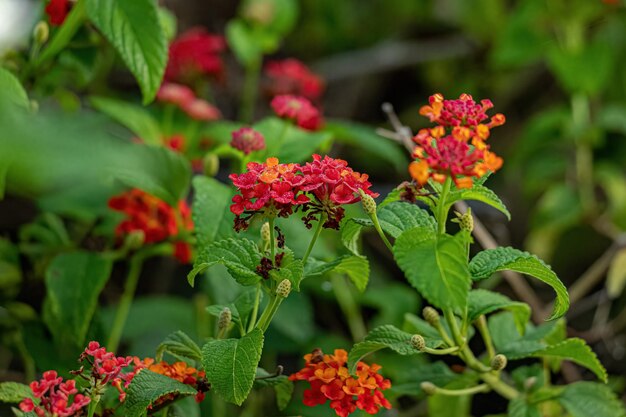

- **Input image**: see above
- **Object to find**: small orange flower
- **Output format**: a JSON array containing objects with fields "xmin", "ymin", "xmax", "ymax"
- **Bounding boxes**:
[{"xmin": 290, "ymin": 348, "xmax": 391, "ymax": 417}]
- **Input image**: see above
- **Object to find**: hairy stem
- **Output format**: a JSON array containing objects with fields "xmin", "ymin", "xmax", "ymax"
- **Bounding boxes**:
[
  {"xmin": 477, "ymin": 315, "xmax": 495, "ymax": 360},
  {"xmin": 107, "ymin": 255, "xmax": 144, "ymax": 352},
  {"xmin": 302, "ymin": 214, "xmax": 326, "ymax": 265},
  {"xmin": 331, "ymin": 274, "xmax": 367, "ymax": 341},
  {"xmin": 436, "ymin": 178, "xmax": 452, "ymax": 235},
  {"xmin": 248, "ymin": 284, "xmax": 262, "ymax": 333}
]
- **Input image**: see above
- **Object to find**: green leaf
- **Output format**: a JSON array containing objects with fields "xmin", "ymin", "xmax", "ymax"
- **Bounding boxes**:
[
  {"xmin": 44, "ymin": 252, "xmax": 112, "ymax": 346},
  {"xmin": 113, "ymin": 145, "xmax": 191, "ymax": 206},
  {"xmin": 559, "ymin": 382, "xmax": 626, "ymax": 417},
  {"xmin": 85, "ymin": 0, "xmax": 167, "ymax": 103},
  {"xmin": 394, "ymin": 228, "xmax": 471, "ymax": 311},
  {"xmin": 0, "ymin": 382, "xmax": 33, "ymax": 403},
  {"xmin": 532, "ymin": 338, "xmax": 607, "ymax": 382},
  {"xmin": 189, "ymin": 238, "xmax": 262, "ymax": 287},
  {"xmin": 390, "ymin": 361, "xmax": 457, "ymax": 396},
  {"xmin": 446, "ymin": 184, "xmax": 511, "ymax": 220},
  {"xmin": 469, "ymin": 247, "xmax": 569, "ymax": 320},
  {"xmin": 402, "ymin": 313, "xmax": 444, "ymax": 343},
  {"xmin": 324, "ymin": 120, "xmax": 407, "ymax": 171},
  {"xmin": 254, "ymin": 117, "xmax": 332, "ymax": 163},
  {"xmin": 508, "ymin": 398, "xmax": 541, "ymax": 417},
  {"xmin": 156, "ymin": 331, "xmax": 202, "ymax": 363},
  {"xmin": 202, "ymin": 329, "xmax": 264, "ymax": 405},
  {"xmin": 342, "ymin": 201, "xmax": 436, "ymax": 255},
  {"xmin": 191, "ymin": 176, "xmax": 235, "ymax": 249},
  {"xmin": 347, "ymin": 325, "xmax": 420, "ymax": 374},
  {"xmin": 226, "ymin": 19, "xmax": 263, "ymax": 66},
  {"xmin": 467, "ymin": 289, "xmax": 530, "ymax": 334},
  {"xmin": 90, "ymin": 96, "xmax": 161, "ymax": 144},
  {"xmin": 0, "ymin": 68, "xmax": 29, "ymax": 109},
  {"xmin": 304, "ymin": 255, "xmax": 370, "ymax": 292},
  {"xmin": 269, "ymin": 249, "xmax": 304, "ymax": 291},
  {"xmin": 122, "ymin": 370, "xmax": 197, "ymax": 417},
  {"xmin": 254, "ymin": 369, "xmax": 294, "ymax": 410}
]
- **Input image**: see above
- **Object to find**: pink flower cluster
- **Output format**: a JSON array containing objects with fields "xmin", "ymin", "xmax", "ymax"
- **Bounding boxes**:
[
  {"xmin": 165, "ymin": 28, "xmax": 226, "ymax": 83},
  {"xmin": 271, "ymin": 95, "xmax": 322, "ymax": 131},
  {"xmin": 81, "ymin": 341, "xmax": 140, "ymax": 402},
  {"xmin": 230, "ymin": 127, "xmax": 266, "ymax": 155},
  {"xmin": 19, "ymin": 372, "xmax": 90, "ymax": 417},
  {"xmin": 229, "ymin": 155, "xmax": 377, "ymax": 230},
  {"xmin": 265, "ymin": 59, "xmax": 324, "ymax": 101},
  {"xmin": 157, "ymin": 83, "xmax": 221, "ymax": 121}
]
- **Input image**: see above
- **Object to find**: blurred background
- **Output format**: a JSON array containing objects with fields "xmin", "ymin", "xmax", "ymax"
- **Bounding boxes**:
[{"xmin": 2, "ymin": 0, "xmax": 626, "ymax": 415}]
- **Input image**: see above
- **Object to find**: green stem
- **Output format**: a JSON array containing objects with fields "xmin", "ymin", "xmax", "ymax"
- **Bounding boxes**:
[
  {"xmin": 31, "ymin": 0, "xmax": 86, "ymax": 71},
  {"xmin": 247, "ymin": 284, "xmax": 262, "ymax": 333},
  {"xmin": 331, "ymin": 274, "xmax": 367, "ymax": 341},
  {"xmin": 268, "ymin": 216, "xmax": 276, "ymax": 260},
  {"xmin": 302, "ymin": 214, "xmax": 325, "ymax": 265},
  {"xmin": 256, "ymin": 295, "xmax": 283, "ymax": 333},
  {"xmin": 240, "ymin": 59, "xmax": 261, "ymax": 123},
  {"xmin": 87, "ymin": 396, "xmax": 99, "ymax": 417},
  {"xmin": 571, "ymin": 93, "xmax": 595, "ymax": 214},
  {"xmin": 477, "ymin": 315, "xmax": 495, "ymax": 360},
  {"xmin": 422, "ymin": 346, "xmax": 460, "ymax": 355},
  {"xmin": 428, "ymin": 383, "xmax": 491, "ymax": 396},
  {"xmin": 436, "ymin": 177, "xmax": 452, "ymax": 235},
  {"xmin": 107, "ymin": 255, "xmax": 144, "ymax": 352},
  {"xmin": 443, "ymin": 309, "xmax": 519, "ymax": 400},
  {"xmin": 371, "ymin": 213, "xmax": 393, "ymax": 252}
]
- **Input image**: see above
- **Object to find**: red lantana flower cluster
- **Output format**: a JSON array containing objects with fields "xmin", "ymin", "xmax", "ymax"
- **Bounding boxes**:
[
  {"xmin": 80, "ymin": 341, "xmax": 140, "ymax": 402},
  {"xmin": 157, "ymin": 82, "xmax": 221, "ymax": 121},
  {"xmin": 108, "ymin": 189, "xmax": 194, "ymax": 263},
  {"xmin": 409, "ymin": 93, "xmax": 505, "ymax": 189},
  {"xmin": 19, "ymin": 371, "xmax": 90, "ymax": 417},
  {"xmin": 271, "ymin": 94, "xmax": 322, "ymax": 131},
  {"xmin": 230, "ymin": 127, "xmax": 266, "ymax": 155},
  {"xmin": 301, "ymin": 154, "xmax": 378, "ymax": 229},
  {"xmin": 265, "ymin": 59, "xmax": 325, "ymax": 101},
  {"xmin": 289, "ymin": 349, "xmax": 391, "ymax": 417},
  {"xmin": 45, "ymin": 0, "xmax": 71, "ymax": 26},
  {"xmin": 229, "ymin": 155, "xmax": 376, "ymax": 231},
  {"xmin": 148, "ymin": 361, "xmax": 208, "ymax": 403},
  {"xmin": 165, "ymin": 28, "xmax": 226, "ymax": 83}
]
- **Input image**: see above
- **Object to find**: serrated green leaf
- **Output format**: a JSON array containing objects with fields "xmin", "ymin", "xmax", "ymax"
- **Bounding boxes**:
[
  {"xmin": 508, "ymin": 398, "xmax": 541, "ymax": 417},
  {"xmin": 468, "ymin": 289, "xmax": 530, "ymax": 334},
  {"xmin": 254, "ymin": 369, "xmax": 294, "ymax": 410},
  {"xmin": 390, "ymin": 361, "xmax": 457, "ymax": 396},
  {"xmin": 202, "ymin": 329, "xmax": 264, "ymax": 405},
  {"xmin": 324, "ymin": 120, "xmax": 407, "ymax": 171},
  {"xmin": 304, "ymin": 255, "xmax": 369, "ymax": 292},
  {"xmin": 0, "ymin": 68, "xmax": 29, "ymax": 109},
  {"xmin": 44, "ymin": 252, "xmax": 112, "ymax": 347},
  {"xmin": 86, "ymin": 0, "xmax": 167, "ymax": 103},
  {"xmin": 470, "ymin": 247, "xmax": 569, "ymax": 320},
  {"xmin": 402, "ymin": 313, "xmax": 444, "ymax": 342},
  {"xmin": 446, "ymin": 184, "xmax": 510, "ymax": 220},
  {"xmin": 191, "ymin": 176, "xmax": 235, "ymax": 249},
  {"xmin": 269, "ymin": 249, "xmax": 304, "ymax": 291},
  {"xmin": 0, "ymin": 382, "xmax": 33, "ymax": 403},
  {"xmin": 347, "ymin": 325, "xmax": 420, "ymax": 373},
  {"xmin": 559, "ymin": 382, "xmax": 626, "ymax": 417},
  {"xmin": 122, "ymin": 370, "xmax": 197, "ymax": 417},
  {"xmin": 90, "ymin": 96, "xmax": 161, "ymax": 144},
  {"xmin": 156, "ymin": 331, "xmax": 202, "ymax": 363},
  {"xmin": 394, "ymin": 228, "xmax": 471, "ymax": 311},
  {"xmin": 189, "ymin": 238, "xmax": 262, "ymax": 287},
  {"xmin": 532, "ymin": 338, "xmax": 607, "ymax": 382},
  {"xmin": 343, "ymin": 202, "xmax": 437, "ymax": 255}
]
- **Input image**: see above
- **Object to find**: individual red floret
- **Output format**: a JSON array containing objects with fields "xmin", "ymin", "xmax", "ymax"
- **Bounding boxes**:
[
  {"xmin": 270, "ymin": 95, "xmax": 322, "ymax": 131},
  {"xmin": 230, "ymin": 127, "xmax": 266, "ymax": 155},
  {"xmin": 45, "ymin": 0, "xmax": 71, "ymax": 26}
]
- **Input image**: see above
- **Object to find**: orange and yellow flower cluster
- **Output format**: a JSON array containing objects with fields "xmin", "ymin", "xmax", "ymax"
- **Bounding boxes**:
[
  {"xmin": 409, "ymin": 93, "xmax": 505, "ymax": 189},
  {"xmin": 289, "ymin": 349, "xmax": 391, "ymax": 417}
]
